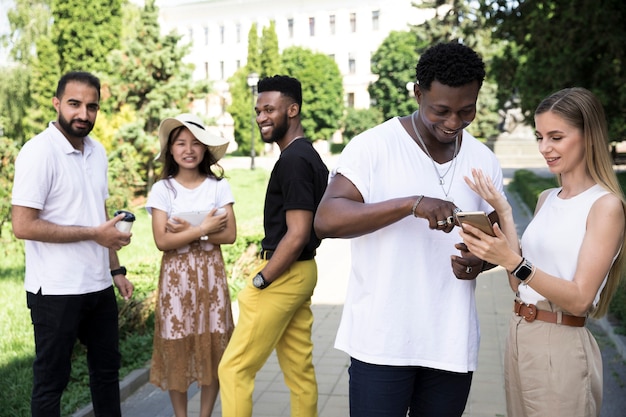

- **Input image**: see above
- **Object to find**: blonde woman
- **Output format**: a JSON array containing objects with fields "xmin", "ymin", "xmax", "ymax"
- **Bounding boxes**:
[{"xmin": 460, "ymin": 87, "xmax": 626, "ymax": 417}]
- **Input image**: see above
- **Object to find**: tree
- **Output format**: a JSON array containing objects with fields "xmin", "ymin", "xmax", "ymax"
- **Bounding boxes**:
[
  {"xmin": 260, "ymin": 21, "xmax": 281, "ymax": 77},
  {"xmin": 106, "ymin": 0, "xmax": 203, "ymax": 194},
  {"xmin": 281, "ymin": 46, "xmax": 344, "ymax": 141},
  {"xmin": 368, "ymin": 31, "xmax": 426, "ymax": 122},
  {"xmin": 229, "ymin": 21, "xmax": 281, "ymax": 156},
  {"xmin": 342, "ymin": 107, "xmax": 384, "ymax": 144},
  {"xmin": 482, "ymin": 0, "xmax": 626, "ymax": 140},
  {"xmin": 1, "ymin": 0, "xmax": 52, "ymax": 144},
  {"xmin": 227, "ymin": 67, "xmax": 256, "ymax": 156},
  {"xmin": 246, "ymin": 23, "xmax": 260, "ymax": 75},
  {"xmin": 51, "ymin": 0, "xmax": 122, "ymax": 75}
]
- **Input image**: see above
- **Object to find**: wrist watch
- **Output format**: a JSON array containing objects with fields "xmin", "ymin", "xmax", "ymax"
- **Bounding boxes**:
[
  {"xmin": 110, "ymin": 266, "xmax": 127, "ymax": 277},
  {"xmin": 252, "ymin": 272, "xmax": 270, "ymax": 289},
  {"xmin": 511, "ymin": 258, "xmax": 533, "ymax": 281}
]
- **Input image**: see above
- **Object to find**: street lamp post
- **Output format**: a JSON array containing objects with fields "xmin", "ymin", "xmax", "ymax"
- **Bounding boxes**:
[{"xmin": 247, "ymin": 72, "xmax": 259, "ymax": 170}]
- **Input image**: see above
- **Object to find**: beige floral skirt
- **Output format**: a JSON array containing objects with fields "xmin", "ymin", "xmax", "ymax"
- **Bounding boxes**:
[{"xmin": 150, "ymin": 241, "xmax": 234, "ymax": 392}]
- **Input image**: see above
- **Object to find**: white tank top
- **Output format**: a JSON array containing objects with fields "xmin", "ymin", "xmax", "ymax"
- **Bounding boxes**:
[{"xmin": 519, "ymin": 184, "xmax": 611, "ymax": 306}]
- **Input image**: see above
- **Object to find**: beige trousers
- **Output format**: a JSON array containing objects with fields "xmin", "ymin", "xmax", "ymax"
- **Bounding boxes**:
[{"xmin": 504, "ymin": 301, "xmax": 602, "ymax": 417}]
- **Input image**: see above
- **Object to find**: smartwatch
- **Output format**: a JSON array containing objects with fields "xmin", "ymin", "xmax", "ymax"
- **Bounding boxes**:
[
  {"xmin": 252, "ymin": 272, "xmax": 270, "ymax": 289},
  {"xmin": 110, "ymin": 266, "xmax": 127, "ymax": 277},
  {"xmin": 511, "ymin": 258, "xmax": 533, "ymax": 281}
]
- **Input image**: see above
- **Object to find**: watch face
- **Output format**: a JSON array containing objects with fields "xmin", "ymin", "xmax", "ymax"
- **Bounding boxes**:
[
  {"xmin": 253, "ymin": 274, "xmax": 265, "ymax": 288},
  {"xmin": 515, "ymin": 262, "xmax": 533, "ymax": 280}
]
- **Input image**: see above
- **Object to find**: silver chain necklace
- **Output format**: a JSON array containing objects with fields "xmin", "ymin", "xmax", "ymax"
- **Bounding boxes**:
[{"xmin": 410, "ymin": 110, "xmax": 459, "ymax": 201}]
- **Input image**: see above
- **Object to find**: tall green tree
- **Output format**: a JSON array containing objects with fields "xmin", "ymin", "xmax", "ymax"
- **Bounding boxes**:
[
  {"xmin": 260, "ymin": 21, "xmax": 281, "ymax": 77},
  {"xmin": 228, "ymin": 67, "xmax": 258, "ymax": 157},
  {"xmin": 282, "ymin": 46, "xmax": 344, "ymax": 141},
  {"xmin": 369, "ymin": 30, "xmax": 427, "ymax": 122},
  {"xmin": 1, "ymin": 0, "xmax": 52, "ymax": 144},
  {"xmin": 229, "ymin": 21, "xmax": 281, "ymax": 156},
  {"xmin": 482, "ymin": 0, "xmax": 626, "ymax": 140},
  {"xmin": 51, "ymin": 0, "xmax": 122, "ymax": 75},
  {"xmin": 247, "ymin": 23, "xmax": 260, "ymax": 75},
  {"xmin": 106, "ymin": 0, "xmax": 202, "ymax": 194}
]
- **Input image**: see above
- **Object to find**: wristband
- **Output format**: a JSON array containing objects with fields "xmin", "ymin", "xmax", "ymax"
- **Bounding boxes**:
[{"xmin": 111, "ymin": 266, "xmax": 127, "ymax": 276}]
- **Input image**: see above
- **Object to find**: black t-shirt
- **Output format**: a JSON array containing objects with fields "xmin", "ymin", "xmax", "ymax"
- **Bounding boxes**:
[{"xmin": 261, "ymin": 138, "xmax": 329, "ymax": 255}]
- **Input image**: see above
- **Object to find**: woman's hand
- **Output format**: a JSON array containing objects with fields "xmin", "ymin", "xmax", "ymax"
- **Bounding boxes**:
[
  {"xmin": 459, "ymin": 222, "xmax": 517, "ymax": 270},
  {"xmin": 464, "ymin": 168, "xmax": 511, "ymax": 216}
]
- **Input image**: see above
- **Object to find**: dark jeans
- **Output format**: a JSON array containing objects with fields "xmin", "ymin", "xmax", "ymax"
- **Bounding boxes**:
[
  {"xmin": 27, "ymin": 286, "xmax": 121, "ymax": 417},
  {"xmin": 349, "ymin": 357, "xmax": 473, "ymax": 417}
]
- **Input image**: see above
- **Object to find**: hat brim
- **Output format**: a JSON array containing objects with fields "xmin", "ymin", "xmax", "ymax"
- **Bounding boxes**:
[{"xmin": 156, "ymin": 116, "xmax": 230, "ymax": 162}]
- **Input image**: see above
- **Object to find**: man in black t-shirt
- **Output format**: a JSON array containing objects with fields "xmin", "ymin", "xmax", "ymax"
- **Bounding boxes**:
[{"xmin": 218, "ymin": 75, "xmax": 328, "ymax": 417}]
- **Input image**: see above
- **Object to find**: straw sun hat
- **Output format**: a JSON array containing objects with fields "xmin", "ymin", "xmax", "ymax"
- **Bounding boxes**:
[{"xmin": 156, "ymin": 113, "xmax": 230, "ymax": 162}]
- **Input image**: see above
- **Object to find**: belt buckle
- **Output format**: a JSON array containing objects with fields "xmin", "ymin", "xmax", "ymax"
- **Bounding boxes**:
[{"xmin": 521, "ymin": 303, "xmax": 537, "ymax": 322}]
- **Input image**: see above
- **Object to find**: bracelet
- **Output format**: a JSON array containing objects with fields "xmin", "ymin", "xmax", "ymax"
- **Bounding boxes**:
[
  {"xmin": 411, "ymin": 195, "xmax": 424, "ymax": 217},
  {"xmin": 522, "ymin": 266, "xmax": 537, "ymax": 286}
]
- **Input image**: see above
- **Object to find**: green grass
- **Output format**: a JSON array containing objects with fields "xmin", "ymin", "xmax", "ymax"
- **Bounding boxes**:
[{"xmin": 0, "ymin": 168, "xmax": 269, "ymax": 417}]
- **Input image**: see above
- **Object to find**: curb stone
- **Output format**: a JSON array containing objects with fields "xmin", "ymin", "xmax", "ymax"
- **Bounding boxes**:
[{"xmin": 71, "ymin": 367, "xmax": 150, "ymax": 417}]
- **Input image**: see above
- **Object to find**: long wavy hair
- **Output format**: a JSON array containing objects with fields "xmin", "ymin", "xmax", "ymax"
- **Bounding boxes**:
[{"xmin": 535, "ymin": 87, "xmax": 626, "ymax": 318}]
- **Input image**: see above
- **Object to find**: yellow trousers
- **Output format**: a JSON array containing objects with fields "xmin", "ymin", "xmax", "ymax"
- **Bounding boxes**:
[{"xmin": 218, "ymin": 259, "xmax": 319, "ymax": 417}]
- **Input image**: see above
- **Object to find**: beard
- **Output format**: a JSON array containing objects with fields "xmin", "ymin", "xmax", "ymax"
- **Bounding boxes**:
[
  {"xmin": 261, "ymin": 113, "xmax": 289, "ymax": 144},
  {"xmin": 57, "ymin": 112, "xmax": 94, "ymax": 138}
]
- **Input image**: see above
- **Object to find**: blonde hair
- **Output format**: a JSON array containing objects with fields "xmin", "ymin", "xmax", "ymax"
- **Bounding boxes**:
[{"xmin": 535, "ymin": 87, "xmax": 626, "ymax": 318}]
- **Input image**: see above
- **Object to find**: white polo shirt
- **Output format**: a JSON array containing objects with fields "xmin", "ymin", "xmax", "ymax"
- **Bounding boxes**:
[{"xmin": 12, "ymin": 122, "xmax": 111, "ymax": 295}]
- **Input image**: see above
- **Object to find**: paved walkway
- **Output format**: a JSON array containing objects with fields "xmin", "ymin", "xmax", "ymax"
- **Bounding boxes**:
[{"xmin": 73, "ymin": 159, "xmax": 626, "ymax": 417}]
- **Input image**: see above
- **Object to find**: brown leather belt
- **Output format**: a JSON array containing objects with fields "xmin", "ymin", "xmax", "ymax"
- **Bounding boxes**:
[
  {"xmin": 259, "ymin": 249, "xmax": 316, "ymax": 261},
  {"xmin": 514, "ymin": 300, "xmax": 586, "ymax": 327}
]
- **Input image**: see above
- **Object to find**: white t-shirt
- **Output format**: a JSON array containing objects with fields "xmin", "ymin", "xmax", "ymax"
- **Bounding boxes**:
[
  {"xmin": 333, "ymin": 117, "xmax": 504, "ymax": 373},
  {"xmin": 12, "ymin": 122, "xmax": 111, "ymax": 295},
  {"xmin": 519, "ymin": 184, "xmax": 611, "ymax": 307},
  {"xmin": 145, "ymin": 176, "xmax": 235, "ymax": 249}
]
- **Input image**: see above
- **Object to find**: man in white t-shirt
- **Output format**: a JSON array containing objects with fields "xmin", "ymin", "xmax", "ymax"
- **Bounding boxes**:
[
  {"xmin": 314, "ymin": 42, "xmax": 504, "ymax": 417},
  {"xmin": 11, "ymin": 71, "xmax": 134, "ymax": 417}
]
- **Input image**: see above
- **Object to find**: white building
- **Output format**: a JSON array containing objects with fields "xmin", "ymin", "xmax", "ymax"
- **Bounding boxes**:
[{"xmin": 156, "ymin": 0, "xmax": 434, "ymax": 140}]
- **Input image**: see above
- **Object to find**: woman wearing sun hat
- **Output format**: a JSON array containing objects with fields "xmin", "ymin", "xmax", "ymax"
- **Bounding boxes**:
[{"xmin": 145, "ymin": 113, "xmax": 236, "ymax": 417}]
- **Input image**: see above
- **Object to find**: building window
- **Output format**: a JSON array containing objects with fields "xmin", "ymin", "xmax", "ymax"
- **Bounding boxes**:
[
  {"xmin": 220, "ymin": 61, "xmax": 224, "ymax": 80},
  {"xmin": 350, "ymin": 12, "xmax": 356, "ymax": 32},
  {"xmin": 288, "ymin": 18, "xmax": 294, "ymax": 38},
  {"xmin": 236, "ymin": 59, "xmax": 241, "ymax": 69},
  {"xmin": 309, "ymin": 17, "xmax": 315, "ymax": 36},
  {"xmin": 204, "ymin": 62, "xmax": 209, "ymax": 79},
  {"xmin": 372, "ymin": 10, "xmax": 380, "ymax": 31},
  {"xmin": 188, "ymin": 27, "xmax": 194, "ymax": 42},
  {"xmin": 329, "ymin": 14, "xmax": 336, "ymax": 35},
  {"xmin": 204, "ymin": 26, "xmax": 209, "ymax": 45},
  {"xmin": 347, "ymin": 92, "xmax": 355, "ymax": 108},
  {"xmin": 220, "ymin": 25, "xmax": 225, "ymax": 44},
  {"xmin": 236, "ymin": 23, "xmax": 241, "ymax": 43},
  {"xmin": 349, "ymin": 55, "xmax": 356, "ymax": 74},
  {"xmin": 328, "ymin": 54, "xmax": 335, "ymax": 62}
]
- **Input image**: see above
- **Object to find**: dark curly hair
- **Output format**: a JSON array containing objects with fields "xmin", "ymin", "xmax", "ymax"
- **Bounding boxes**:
[
  {"xmin": 257, "ymin": 75, "xmax": 303, "ymax": 112},
  {"xmin": 415, "ymin": 42, "xmax": 485, "ymax": 91}
]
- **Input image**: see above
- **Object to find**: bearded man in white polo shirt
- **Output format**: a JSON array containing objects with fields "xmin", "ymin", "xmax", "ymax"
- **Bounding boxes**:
[{"xmin": 11, "ymin": 71, "xmax": 134, "ymax": 417}]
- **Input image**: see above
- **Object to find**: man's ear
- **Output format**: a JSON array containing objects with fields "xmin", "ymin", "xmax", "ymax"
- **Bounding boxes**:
[
  {"xmin": 288, "ymin": 102, "xmax": 300, "ymax": 118},
  {"xmin": 52, "ymin": 96, "xmax": 61, "ymax": 113}
]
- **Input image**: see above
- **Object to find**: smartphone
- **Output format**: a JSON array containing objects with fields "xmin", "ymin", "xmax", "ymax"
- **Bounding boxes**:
[{"xmin": 455, "ymin": 211, "xmax": 495, "ymax": 237}]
